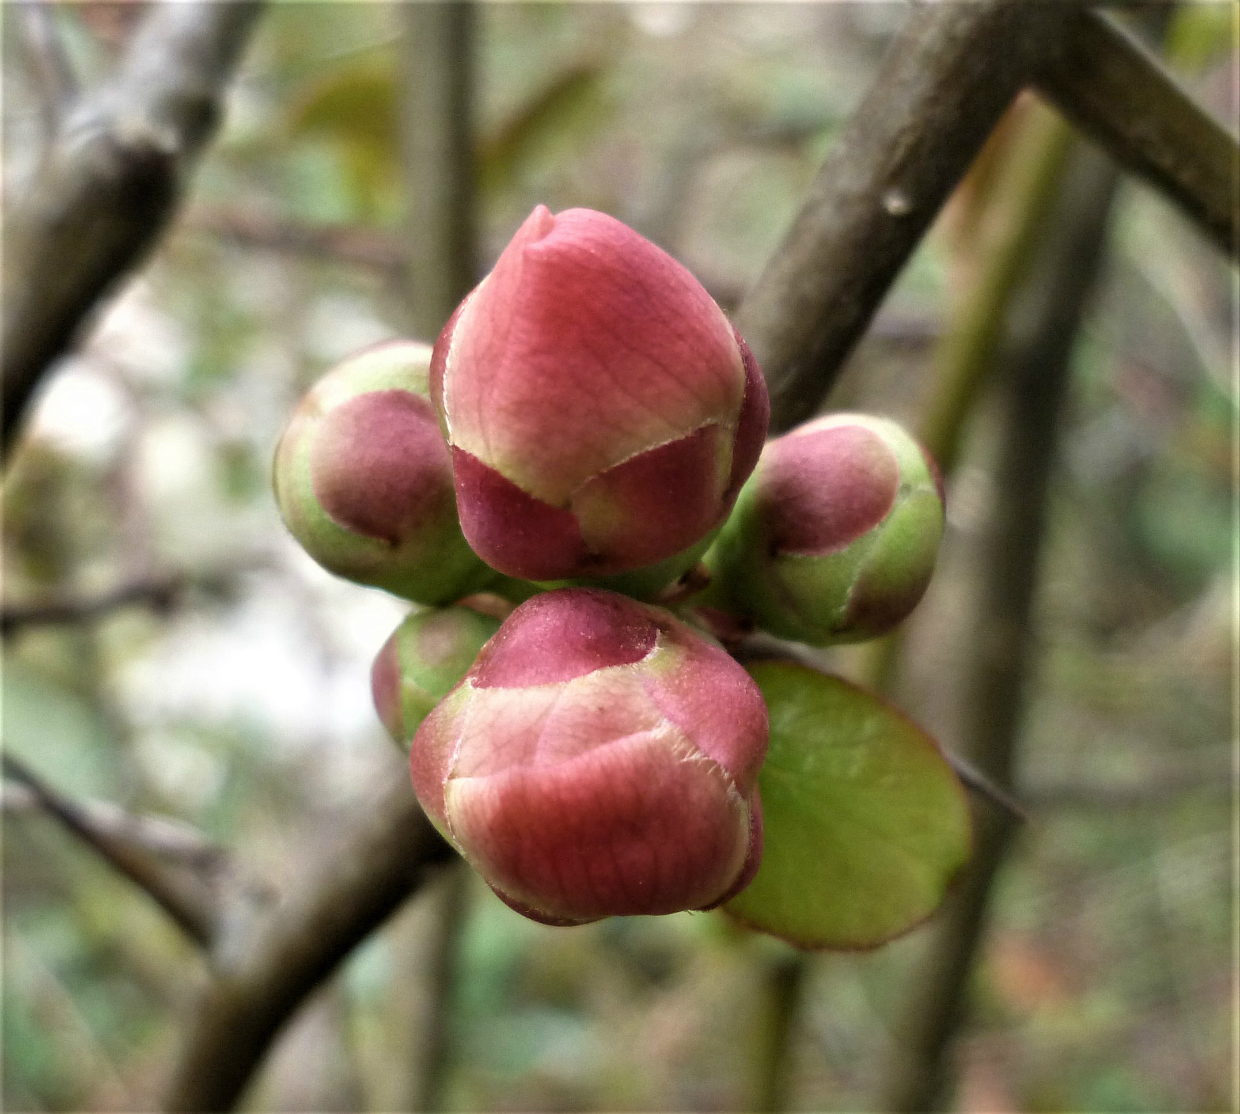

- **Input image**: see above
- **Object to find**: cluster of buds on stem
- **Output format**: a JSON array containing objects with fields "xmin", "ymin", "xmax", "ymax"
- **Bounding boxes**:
[{"xmin": 274, "ymin": 203, "xmax": 947, "ymax": 933}]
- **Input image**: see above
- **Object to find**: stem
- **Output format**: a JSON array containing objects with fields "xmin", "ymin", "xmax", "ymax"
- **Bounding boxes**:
[
  {"xmin": 2, "ymin": 0, "xmax": 265, "ymax": 458},
  {"xmin": 1033, "ymin": 8, "xmax": 1239, "ymax": 258},
  {"xmin": 736, "ymin": 0, "xmax": 1065, "ymax": 434},
  {"xmin": 882, "ymin": 141, "xmax": 1122, "ymax": 1114},
  {"xmin": 2, "ymin": 753, "xmax": 221, "ymax": 948},
  {"xmin": 161, "ymin": 771, "xmax": 454, "ymax": 1112}
]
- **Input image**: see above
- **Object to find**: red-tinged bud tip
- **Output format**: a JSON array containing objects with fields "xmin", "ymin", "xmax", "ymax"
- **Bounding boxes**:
[
  {"xmin": 706, "ymin": 414, "xmax": 945, "ymax": 645},
  {"xmin": 434, "ymin": 207, "xmax": 769, "ymax": 583},
  {"xmin": 410, "ymin": 588, "xmax": 768, "ymax": 924},
  {"xmin": 273, "ymin": 341, "xmax": 494, "ymax": 606}
]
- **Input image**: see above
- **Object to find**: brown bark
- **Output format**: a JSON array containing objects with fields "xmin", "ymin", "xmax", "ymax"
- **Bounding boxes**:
[
  {"xmin": 736, "ymin": 1, "xmax": 1065, "ymax": 434},
  {"xmin": 1, "ymin": 0, "xmax": 264, "ymax": 458}
]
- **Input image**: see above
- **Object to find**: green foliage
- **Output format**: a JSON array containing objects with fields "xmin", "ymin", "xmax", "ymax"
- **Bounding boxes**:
[{"xmin": 726, "ymin": 662, "xmax": 971, "ymax": 949}]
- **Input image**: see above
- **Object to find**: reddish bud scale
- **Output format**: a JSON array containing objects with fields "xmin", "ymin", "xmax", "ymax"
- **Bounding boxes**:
[
  {"xmin": 273, "ymin": 341, "xmax": 496, "ymax": 605},
  {"xmin": 432, "ymin": 206, "xmax": 769, "ymax": 588},
  {"xmin": 704, "ymin": 414, "xmax": 945, "ymax": 645},
  {"xmin": 411, "ymin": 588, "xmax": 769, "ymax": 925}
]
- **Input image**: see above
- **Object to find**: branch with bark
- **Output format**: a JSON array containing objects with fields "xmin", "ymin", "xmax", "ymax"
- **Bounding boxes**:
[
  {"xmin": 738, "ymin": 3, "xmax": 1238, "ymax": 437},
  {"xmin": 1, "ymin": 0, "xmax": 265, "ymax": 458},
  {"xmin": 737, "ymin": 0, "xmax": 1065, "ymax": 434},
  {"xmin": 2, "ymin": 753, "xmax": 224, "ymax": 948},
  {"xmin": 162, "ymin": 770, "xmax": 453, "ymax": 1112},
  {"xmin": 1032, "ymin": 9, "xmax": 1238, "ymax": 257}
]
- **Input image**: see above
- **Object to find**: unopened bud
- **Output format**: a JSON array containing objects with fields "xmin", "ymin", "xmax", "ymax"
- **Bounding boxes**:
[
  {"xmin": 410, "ymin": 588, "xmax": 768, "ymax": 925},
  {"xmin": 432, "ymin": 206, "xmax": 768, "ymax": 587},
  {"xmin": 274, "ymin": 341, "xmax": 495, "ymax": 605},
  {"xmin": 707, "ymin": 414, "xmax": 944, "ymax": 644},
  {"xmin": 371, "ymin": 606, "xmax": 502, "ymax": 748}
]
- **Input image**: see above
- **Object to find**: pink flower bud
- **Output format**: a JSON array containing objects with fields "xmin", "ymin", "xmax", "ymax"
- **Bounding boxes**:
[
  {"xmin": 431, "ymin": 206, "xmax": 769, "ymax": 586},
  {"xmin": 706, "ymin": 414, "xmax": 945, "ymax": 644},
  {"xmin": 274, "ymin": 341, "xmax": 496, "ymax": 605},
  {"xmin": 410, "ymin": 588, "xmax": 768, "ymax": 925},
  {"xmin": 372, "ymin": 606, "xmax": 501, "ymax": 749}
]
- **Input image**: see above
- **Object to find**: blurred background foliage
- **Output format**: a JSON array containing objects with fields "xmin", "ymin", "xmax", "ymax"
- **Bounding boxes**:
[{"xmin": 2, "ymin": 3, "xmax": 1234, "ymax": 1111}]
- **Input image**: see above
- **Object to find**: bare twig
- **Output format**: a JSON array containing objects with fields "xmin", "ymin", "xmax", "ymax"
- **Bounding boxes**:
[
  {"xmin": 0, "ymin": 574, "xmax": 202, "ymax": 635},
  {"xmin": 884, "ymin": 141, "xmax": 1122, "ymax": 1114},
  {"xmin": 179, "ymin": 205, "xmax": 406, "ymax": 273},
  {"xmin": 731, "ymin": 634, "xmax": 1026, "ymax": 824},
  {"xmin": 15, "ymin": 0, "xmax": 79, "ymax": 134},
  {"xmin": 2, "ymin": 781, "xmax": 227, "ymax": 869},
  {"xmin": 399, "ymin": 0, "xmax": 477, "ymax": 338},
  {"xmin": 736, "ymin": 0, "xmax": 1064, "ymax": 434},
  {"xmin": 161, "ymin": 769, "xmax": 454, "ymax": 1112},
  {"xmin": 1, "ymin": 753, "xmax": 222, "ymax": 948},
  {"xmin": 2, "ymin": 0, "xmax": 265, "ymax": 458},
  {"xmin": 1033, "ymin": 9, "xmax": 1239, "ymax": 257}
]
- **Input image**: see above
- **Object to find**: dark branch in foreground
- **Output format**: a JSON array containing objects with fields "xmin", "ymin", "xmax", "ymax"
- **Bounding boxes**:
[
  {"xmin": 161, "ymin": 769, "xmax": 454, "ymax": 1113},
  {"xmin": 2, "ymin": 753, "xmax": 222, "ymax": 948},
  {"xmin": 1, "ymin": 0, "xmax": 265, "ymax": 458},
  {"xmin": 1033, "ymin": 9, "xmax": 1239, "ymax": 257},
  {"xmin": 736, "ymin": 0, "xmax": 1064, "ymax": 433}
]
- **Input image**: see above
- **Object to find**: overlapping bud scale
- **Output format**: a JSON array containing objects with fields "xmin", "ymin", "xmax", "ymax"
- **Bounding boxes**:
[
  {"xmin": 273, "ymin": 341, "xmax": 495, "ymax": 605},
  {"xmin": 706, "ymin": 414, "xmax": 945, "ymax": 645},
  {"xmin": 432, "ymin": 206, "xmax": 769, "ymax": 585},
  {"xmin": 410, "ymin": 589, "xmax": 769, "ymax": 925}
]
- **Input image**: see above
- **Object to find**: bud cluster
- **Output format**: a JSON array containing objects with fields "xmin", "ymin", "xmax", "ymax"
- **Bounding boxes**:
[{"xmin": 272, "ymin": 205, "xmax": 945, "ymax": 930}]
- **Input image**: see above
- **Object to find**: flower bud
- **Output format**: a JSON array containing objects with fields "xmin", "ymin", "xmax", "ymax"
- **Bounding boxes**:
[
  {"xmin": 274, "ymin": 340, "xmax": 495, "ymax": 605},
  {"xmin": 371, "ymin": 606, "xmax": 501, "ymax": 749},
  {"xmin": 431, "ymin": 206, "xmax": 769, "ymax": 587},
  {"xmin": 706, "ymin": 414, "xmax": 944, "ymax": 644},
  {"xmin": 411, "ymin": 588, "xmax": 768, "ymax": 925}
]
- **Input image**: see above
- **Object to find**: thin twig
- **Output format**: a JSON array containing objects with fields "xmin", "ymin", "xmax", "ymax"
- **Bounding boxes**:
[
  {"xmin": 1, "ymin": 575, "xmax": 184, "ymax": 635},
  {"xmin": 731, "ymin": 635, "xmax": 1027, "ymax": 823},
  {"xmin": 1033, "ymin": 8, "xmax": 1239, "ymax": 257},
  {"xmin": 162, "ymin": 768, "xmax": 454, "ymax": 1112},
  {"xmin": 736, "ymin": 0, "xmax": 1065, "ymax": 434},
  {"xmin": 0, "ymin": 567, "xmax": 244, "ymax": 636},
  {"xmin": 2, "ymin": 0, "xmax": 265, "ymax": 458},
  {"xmin": 15, "ymin": 0, "xmax": 79, "ymax": 135},
  {"xmin": 884, "ymin": 141, "xmax": 1123, "ymax": 1114},
  {"xmin": 1, "ymin": 753, "xmax": 221, "ymax": 948},
  {"xmin": 2, "ymin": 781, "xmax": 227, "ymax": 869},
  {"xmin": 179, "ymin": 205, "xmax": 406, "ymax": 273}
]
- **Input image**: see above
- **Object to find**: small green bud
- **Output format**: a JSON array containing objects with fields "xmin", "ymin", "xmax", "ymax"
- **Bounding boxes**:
[
  {"xmin": 371, "ymin": 606, "xmax": 501, "ymax": 749},
  {"xmin": 706, "ymin": 414, "xmax": 944, "ymax": 644},
  {"xmin": 273, "ymin": 340, "xmax": 496, "ymax": 605}
]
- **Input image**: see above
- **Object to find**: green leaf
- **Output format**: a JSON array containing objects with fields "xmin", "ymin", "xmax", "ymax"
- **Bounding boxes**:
[{"xmin": 725, "ymin": 661, "xmax": 971, "ymax": 949}]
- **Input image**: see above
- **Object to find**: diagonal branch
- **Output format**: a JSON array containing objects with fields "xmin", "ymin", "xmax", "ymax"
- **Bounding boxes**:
[
  {"xmin": 2, "ymin": 752, "xmax": 222, "ymax": 948},
  {"xmin": 1, "ymin": 0, "xmax": 265, "ymax": 459},
  {"xmin": 0, "ymin": 569, "xmax": 240, "ymax": 636},
  {"xmin": 14, "ymin": 0, "xmax": 79, "ymax": 134},
  {"xmin": 736, "ymin": 0, "xmax": 1065, "ymax": 433},
  {"xmin": 1033, "ymin": 8, "xmax": 1239, "ymax": 257},
  {"xmin": 2, "ymin": 780, "xmax": 228, "ymax": 869},
  {"xmin": 161, "ymin": 769, "xmax": 454, "ymax": 1113}
]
